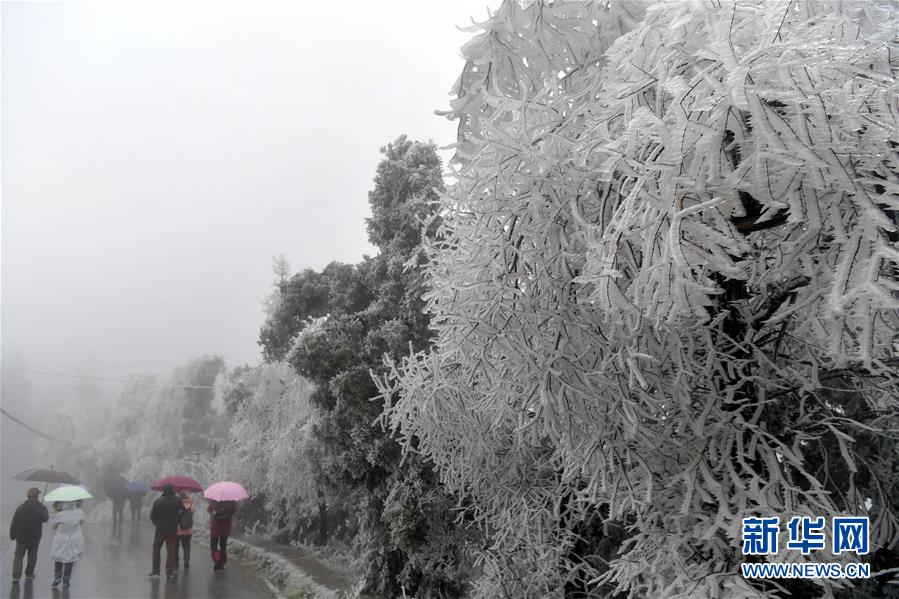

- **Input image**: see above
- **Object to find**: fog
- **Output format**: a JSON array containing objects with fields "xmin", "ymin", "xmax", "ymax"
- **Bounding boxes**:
[{"xmin": 1, "ymin": 0, "xmax": 492, "ymax": 533}]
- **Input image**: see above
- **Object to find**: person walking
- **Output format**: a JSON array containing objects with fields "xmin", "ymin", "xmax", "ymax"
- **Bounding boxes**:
[
  {"xmin": 49, "ymin": 501, "xmax": 84, "ymax": 589},
  {"xmin": 128, "ymin": 491, "xmax": 144, "ymax": 522},
  {"xmin": 174, "ymin": 490, "xmax": 196, "ymax": 570},
  {"xmin": 9, "ymin": 487, "xmax": 49, "ymax": 584},
  {"xmin": 103, "ymin": 472, "xmax": 128, "ymax": 528},
  {"xmin": 148, "ymin": 484, "xmax": 184, "ymax": 579},
  {"xmin": 110, "ymin": 494, "xmax": 126, "ymax": 527},
  {"xmin": 207, "ymin": 500, "xmax": 237, "ymax": 570}
]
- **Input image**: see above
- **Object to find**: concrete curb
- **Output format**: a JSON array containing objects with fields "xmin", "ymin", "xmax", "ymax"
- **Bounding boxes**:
[{"xmin": 192, "ymin": 528, "xmax": 342, "ymax": 599}]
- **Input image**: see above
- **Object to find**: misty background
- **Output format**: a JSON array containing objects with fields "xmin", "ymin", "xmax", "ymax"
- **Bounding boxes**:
[{"xmin": 1, "ymin": 1, "xmax": 491, "ymax": 535}]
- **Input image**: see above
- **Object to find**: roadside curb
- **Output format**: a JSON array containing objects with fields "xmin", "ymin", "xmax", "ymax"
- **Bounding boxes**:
[{"xmin": 192, "ymin": 528, "xmax": 343, "ymax": 599}]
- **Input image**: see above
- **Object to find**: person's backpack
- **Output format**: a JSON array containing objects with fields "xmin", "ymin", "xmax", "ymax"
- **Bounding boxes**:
[
  {"xmin": 178, "ymin": 503, "xmax": 193, "ymax": 530},
  {"xmin": 214, "ymin": 502, "xmax": 231, "ymax": 522}
]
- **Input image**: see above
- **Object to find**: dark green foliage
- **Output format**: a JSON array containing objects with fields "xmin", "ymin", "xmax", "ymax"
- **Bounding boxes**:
[
  {"xmin": 366, "ymin": 135, "xmax": 444, "ymax": 254},
  {"xmin": 323, "ymin": 261, "xmax": 375, "ymax": 315},
  {"xmin": 258, "ymin": 136, "xmax": 472, "ymax": 597},
  {"xmin": 259, "ymin": 261, "xmax": 376, "ymax": 364},
  {"xmin": 259, "ymin": 269, "xmax": 331, "ymax": 362}
]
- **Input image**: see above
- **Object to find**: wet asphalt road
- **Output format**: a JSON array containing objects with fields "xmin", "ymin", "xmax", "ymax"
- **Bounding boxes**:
[{"xmin": 1, "ymin": 522, "xmax": 271, "ymax": 599}]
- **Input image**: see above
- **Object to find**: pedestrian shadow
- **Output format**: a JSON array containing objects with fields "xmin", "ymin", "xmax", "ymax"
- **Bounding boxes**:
[
  {"xmin": 144, "ymin": 576, "xmax": 186, "ymax": 599},
  {"xmin": 206, "ymin": 570, "xmax": 233, "ymax": 599},
  {"xmin": 109, "ymin": 521, "xmax": 124, "ymax": 546},
  {"xmin": 128, "ymin": 522, "xmax": 143, "ymax": 547},
  {"xmin": 7, "ymin": 580, "xmax": 37, "ymax": 599},
  {"xmin": 163, "ymin": 577, "xmax": 185, "ymax": 599}
]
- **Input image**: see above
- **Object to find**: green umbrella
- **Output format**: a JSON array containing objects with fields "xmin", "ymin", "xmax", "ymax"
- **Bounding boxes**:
[{"xmin": 44, "ymin": 485, "xmax": 93, "ymax": 503}]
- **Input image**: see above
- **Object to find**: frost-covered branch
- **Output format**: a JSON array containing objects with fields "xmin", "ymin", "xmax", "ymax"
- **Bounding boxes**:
[{"xmin": 378, "ymin": 1, "xmax": 899, "ymax": 596}]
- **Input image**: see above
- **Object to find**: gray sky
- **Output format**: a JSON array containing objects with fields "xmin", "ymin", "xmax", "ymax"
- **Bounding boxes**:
[{"xmin": 1, "ymin": 1, "xmax": 493, "ymax": 386}]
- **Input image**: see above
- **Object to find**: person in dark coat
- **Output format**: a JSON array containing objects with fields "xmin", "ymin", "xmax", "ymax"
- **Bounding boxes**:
[
  {"xmin": 148, "ymin": 485, "xmax": 184, "ymax": 578},
  {"xmin": 207, "ymin": 500, "xmax": 237, "ymax": 570},
  {"xmin": 128, "ymin": 491, "xmax": 145, "ymax": 522},
  {"xmin": 103, "ymin": 473, "xmax": 128, "ymax": 527},
  {"xmin": 9, "ymin": 487, "xmax": 49, "ymax": 583}
]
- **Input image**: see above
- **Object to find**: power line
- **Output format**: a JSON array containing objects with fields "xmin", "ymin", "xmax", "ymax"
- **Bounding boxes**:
[
  {"xmin": 1, "ymin": 368, "xmax": 221, "ymax": 390},
  {"xmin": 0, "ymin": 407, "xmax": 87, "ymax": 447}
]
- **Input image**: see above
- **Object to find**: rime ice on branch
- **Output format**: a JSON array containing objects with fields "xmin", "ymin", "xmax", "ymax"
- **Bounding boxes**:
[{"xmin": 378, "ymin": 1, "xmax": 899, "ymax": 597}]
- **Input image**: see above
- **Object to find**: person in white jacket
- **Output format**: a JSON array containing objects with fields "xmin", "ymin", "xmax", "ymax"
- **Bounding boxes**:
[{"xmin": 49, "ymin": 501, "xmax": 84, "ymax": 589}]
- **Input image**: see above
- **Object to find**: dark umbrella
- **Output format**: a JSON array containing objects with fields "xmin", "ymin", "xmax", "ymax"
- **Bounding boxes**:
[
  {"xmin": 13, "ymin": 467, "xmax": 79, "ymax": 497},
  {"xmin": 13, "ymin": 468, "xmax": 78, "ymax": 485},
  {"xmin": 151, "ymin": 476, "xmax": 203, "ymax": 493},
  {"xmin": 103, "ymin": 473, "xmax": 128, "ymax": 497},
  {"xmin": 126, "ymin": 480, "xmax": 150, "ymax": 493}
]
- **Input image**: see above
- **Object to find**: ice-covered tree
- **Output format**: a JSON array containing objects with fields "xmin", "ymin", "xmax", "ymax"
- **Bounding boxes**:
[
  {"xmin": 172, "ymin": 355, "xmax": 226, "ymax": 453},
  {"xmin": 214, "ymin": 362, "xmax": 333, "ymax": 540},
  {"xmin": 76, "ymin": 356, "xmax": 229, "ymax": 488},
  {"xmin": 378, "ymin": 1, "xmax": 899, "ymax": 597},
  {"xmin": 261, "ymin": 136, "xmax": 474, "ymax": 597}
]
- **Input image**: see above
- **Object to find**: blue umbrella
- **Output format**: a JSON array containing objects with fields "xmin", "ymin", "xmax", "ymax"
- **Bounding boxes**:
[{"xmin": 126, "ymin": 480, "xmax": 150, "ymax": 493}]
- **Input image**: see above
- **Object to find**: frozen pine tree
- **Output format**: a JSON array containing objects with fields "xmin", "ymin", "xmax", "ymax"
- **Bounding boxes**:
[{"xmin": 378, "ymin": 1, "xmax": 899, "ymax": 597}]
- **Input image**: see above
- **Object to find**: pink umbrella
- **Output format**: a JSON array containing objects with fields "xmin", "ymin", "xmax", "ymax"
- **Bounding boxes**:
[
  {"xmin": 151, "ymin": 476, "xmax": 203, "ymax": 493},
  {"xmin": 203, "ymin": 481, "xmax": 249, "ymax": 502}
]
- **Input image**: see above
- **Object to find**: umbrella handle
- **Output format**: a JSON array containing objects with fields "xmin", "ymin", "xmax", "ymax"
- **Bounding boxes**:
[{"xmin": 43, "ymin": 463, "xmax": 53, "ymax": 498}]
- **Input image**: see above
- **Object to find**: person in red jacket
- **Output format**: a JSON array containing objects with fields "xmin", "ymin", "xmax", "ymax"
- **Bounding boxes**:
[
  {"xmin": 207, "ymin": 500, "xmax": 236, "ymax": 570},
  {"xmin": 174, "ymin": 491, "xmax": 196, "ymax": 570}
]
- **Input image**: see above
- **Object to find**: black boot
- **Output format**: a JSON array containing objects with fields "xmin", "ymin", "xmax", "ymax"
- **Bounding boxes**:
[
  {"xmin": 62, "ymin": 562, "xmax": 73, "ymax": 587},
  {"xmin": 52, "ymin": 562, "xmax": 63, "ymax": 588}
]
